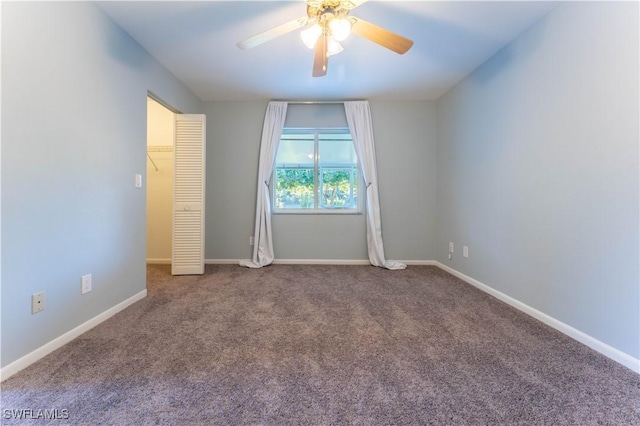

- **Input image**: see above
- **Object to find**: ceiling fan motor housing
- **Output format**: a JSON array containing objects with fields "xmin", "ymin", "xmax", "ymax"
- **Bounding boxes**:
[{"xmin": 307, "ymin": 1, "xmax": 349, "ymax": 21}]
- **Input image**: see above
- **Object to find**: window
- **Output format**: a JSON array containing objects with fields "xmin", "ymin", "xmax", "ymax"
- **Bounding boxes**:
[{"xmin": 274, "ymin": 129, "xmax": 360, "ymax": 213}]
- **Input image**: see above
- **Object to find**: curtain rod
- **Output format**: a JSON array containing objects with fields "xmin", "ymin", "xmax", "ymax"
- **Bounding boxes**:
[{"xmin": 277, "ymin": 100, "xmax": 364, "ymax": 105}]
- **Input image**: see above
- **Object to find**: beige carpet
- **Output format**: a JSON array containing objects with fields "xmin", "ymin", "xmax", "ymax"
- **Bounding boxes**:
[{"xmin": 2, "ymin": 264, "xmax": 639, "ymax": 425}]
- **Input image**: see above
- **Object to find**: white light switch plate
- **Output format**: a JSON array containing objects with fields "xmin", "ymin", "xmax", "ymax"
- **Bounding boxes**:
[{"xmin": 135, "ymin": 174, "xmax": 142, "ymax": 188}]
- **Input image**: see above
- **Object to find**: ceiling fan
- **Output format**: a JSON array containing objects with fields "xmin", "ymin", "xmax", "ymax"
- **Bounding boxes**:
[{"xmin": 237, "ymin": 0, "xmax": 414, "ymax": 77}]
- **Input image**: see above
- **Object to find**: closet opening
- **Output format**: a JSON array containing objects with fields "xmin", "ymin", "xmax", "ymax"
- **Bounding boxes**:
[{"xmin": 146, "ymin": 96, "xmax": 176, "ymax": 264}]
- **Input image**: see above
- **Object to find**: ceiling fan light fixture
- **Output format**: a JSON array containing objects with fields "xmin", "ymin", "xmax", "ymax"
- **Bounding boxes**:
[
  {"xmin": 301, "ymin": 24, "xmax": 322, "ymax": 49},
  {"xmin": 329, "ymin": 18, "xmax": 351, "ymax": 42},
  {"xmin": 327, "ymin": 37, "xmax": 343, "ymax": 56}
]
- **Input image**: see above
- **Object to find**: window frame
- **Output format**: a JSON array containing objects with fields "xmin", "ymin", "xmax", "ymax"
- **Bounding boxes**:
[{"xmin": 272, "ymin": 127, "xmax": 363, "ymax": 215}]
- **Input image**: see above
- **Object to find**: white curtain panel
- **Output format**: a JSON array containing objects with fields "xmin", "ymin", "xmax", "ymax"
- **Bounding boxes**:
[
  {"xmin": 345, "ymin": 101, "xmax": 406, "ymax": 270},
  {"xmin": 240, "ymin": 102, "xmax": 288, "ymax": 268}
]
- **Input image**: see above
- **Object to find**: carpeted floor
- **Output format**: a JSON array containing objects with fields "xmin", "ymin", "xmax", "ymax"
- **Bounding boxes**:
[{"xmin": 1, "ymin": 264, "xmax": 639, "ymax": 425}]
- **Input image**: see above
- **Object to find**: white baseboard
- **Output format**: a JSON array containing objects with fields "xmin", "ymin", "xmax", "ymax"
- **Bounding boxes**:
[
  {"xmin": 0, "ymin": 289, "xmax": 147, "ymax": 382},
  {"xmin": 207, "ymin": 259, "xmax": 372, "ymax": 265},
  {"xmin": 434, "ymin": 262, "xmax": 640, "ymax": 374},
  {"xmin": 273, "ymin": 259, "xmax": 371, "ymax": 265},
  {"xmin": 401, "ymin": 260, "xmax": 438, "ymax": 266},
  {"xmin": 205, "ymin": 259, "xmax": 243, "ymax": 265},
  {"xmin": 206, "ymin": 259, "xmax": 438, "ymax": 266},
  {"xmin": 272, "ymin": 259, "xmax": 438, "ymax": 266},
  {"xmin": 146, "ymin": 258, "xmax": 171, "ymax": 264}
]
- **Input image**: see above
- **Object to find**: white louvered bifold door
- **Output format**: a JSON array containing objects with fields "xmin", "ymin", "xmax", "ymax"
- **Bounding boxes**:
[{"xmin": 172, "ymin": 114, "xmax": 206, "ymax": 275}]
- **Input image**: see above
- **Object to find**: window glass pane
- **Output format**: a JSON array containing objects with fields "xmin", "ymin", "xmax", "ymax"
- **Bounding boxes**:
[
  {"xmin": 275, "ymin": 169, "xmax": 314, "ymax": 209},
  {"xmin": 320, "ymin": 168, "xmax": 358, "ymax": 209},
  {"xmin": 318, "ymin": 133, "xmax": 356, "ymax": 165},
  {"xmin": 276, "ymin": 134, "xmax": 314, "ymax": 166}
]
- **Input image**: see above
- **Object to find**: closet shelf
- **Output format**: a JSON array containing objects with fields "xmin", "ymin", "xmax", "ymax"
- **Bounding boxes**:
[{"xmin": 147, "ymin": 145, "xmax": 174, "ymax": 152}]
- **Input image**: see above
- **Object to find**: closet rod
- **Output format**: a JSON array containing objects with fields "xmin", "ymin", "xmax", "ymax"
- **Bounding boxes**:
[{"xmin": 147, "ymin": 152, "xmax": 159, "ymax": 172}]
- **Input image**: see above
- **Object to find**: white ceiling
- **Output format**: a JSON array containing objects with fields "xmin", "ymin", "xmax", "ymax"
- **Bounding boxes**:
[{"xmin": 97, "ymin": 1, "xmax": 558, "ymax": 101}]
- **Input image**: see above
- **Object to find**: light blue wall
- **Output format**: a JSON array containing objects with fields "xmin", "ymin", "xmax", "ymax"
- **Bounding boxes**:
[
  {"xmin": 204, "ymin": 100, "xmax": 436, "ymax": 261},
  {"xmin": 372, "ymin": 101, "xmax": 437, "ymax": 261},
  {"xmin": 204, "ymin": 102, "xmax": 268, "ymax": 260},
  {"xmin": 436, "ymin": 2, "xmax": 639, "ymax": 358},
  {"xmin": 1, "ymin": 2, "xmax": 202, "ymax": 367}
]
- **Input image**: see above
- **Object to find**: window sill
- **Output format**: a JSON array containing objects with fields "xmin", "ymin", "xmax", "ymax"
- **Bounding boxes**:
[{"xmin": 273, "ymin": 209, "xmax": 362, "ymax": 215}]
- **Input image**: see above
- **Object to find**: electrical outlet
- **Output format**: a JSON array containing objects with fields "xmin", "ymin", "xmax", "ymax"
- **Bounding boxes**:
[
  {"xmin": 449, "ymin": 242, "xmax": 454, "ymax": 253},
  {"xmin": 463, "ymin": 246, "xmax": 469, "ymax": 258},
  {"xmin": 32, "ymin": 292, "xmax": 45, "ymax": 314},
  {"xmin": 81, "ymin": 274, "xmax": 92, "ymax": 294},
  {"xmin": 249, "ymin": 236, "xmax": 254, "ymax": 246}
]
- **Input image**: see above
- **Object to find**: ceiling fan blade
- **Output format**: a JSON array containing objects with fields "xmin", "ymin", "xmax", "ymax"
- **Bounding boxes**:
[
  {"xmin": 312, "ymin": 35, "xmax": 328, "ymax": 77},
  {"xmin": 350, "ymin": 18, "xmax": 414, "ymax": 55},
  {"xmin": 237, "ymin": 16, "xmax": 308, "ymax": 50}
]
